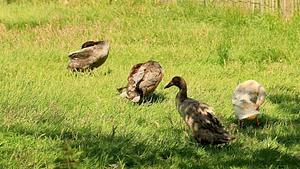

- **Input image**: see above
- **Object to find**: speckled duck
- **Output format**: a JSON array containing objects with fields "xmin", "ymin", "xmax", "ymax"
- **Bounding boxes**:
[
  {"xmin": 118, "ymin": 60, "xmax": 164, "ymax": 103},
  {"xmin": 165, "ymin": 76, "xmax": 234, "ymax": 145}
]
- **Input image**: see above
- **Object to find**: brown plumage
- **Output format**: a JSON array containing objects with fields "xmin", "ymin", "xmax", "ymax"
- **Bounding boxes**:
[
  {"xmin": 118, "ymin": 60, "xmax": 164, "ymax": 103},
  {"xmin": 232, "ymin": 80, "xmax": 266, "ymax": 127},
  {"xmin": 165, "ymin": 76, "xmax": 234, "ymax": 145},
  {"xmin": 67, "ymin": 40, "xmax": 110, "ymax": 72}
]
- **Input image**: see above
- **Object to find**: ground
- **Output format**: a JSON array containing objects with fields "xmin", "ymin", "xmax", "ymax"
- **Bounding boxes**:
[{"xmin": 0, "ymin": 0, "xmax": 299, "ymax": 168}]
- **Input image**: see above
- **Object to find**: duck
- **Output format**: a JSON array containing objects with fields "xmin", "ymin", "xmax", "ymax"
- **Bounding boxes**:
[
  {"xmin": 232, "ymin": 80, "xmax": 266, "ymax": 127},
  {"xmin": 67, "ymin": 40, "xmax": 110, "ymax": 72},
  {"xmin": 118, "ymin": 60, "xmax": 164, "ymax": 103},
  {"xmin": 165, "ymin": 76, "xmax": 234, "ymax": 145}
]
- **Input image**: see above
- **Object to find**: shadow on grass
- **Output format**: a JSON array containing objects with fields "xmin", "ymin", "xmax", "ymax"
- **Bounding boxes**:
[
  {"xmin": 140, "ymin": 92, "xmax": 166, "ymax": 104},
  {"xmin": 217, "ymin": 147, "xmax": 300, "ymax": 168},
  {"xmin": 227, "ymin": 112, "xmax": 278, "ymax": 130},
  {"xmin": 239, "ymin": 113, "xmax": 299, "ymax": 146},
  {"xmin": 117, "ymin": 92, "xmax": 166, "ymax": 105},
  {"xmin": 252, "ymin": 148, "xmax": 299, "ymax": 167},
  {"xmin": 268, "ymin": 86, "xmax": 300, "ymax": 114},
  {"xmin": 1, "ymin": 123, "xmax": 202, "ymax": 168},
  {"xmin": 239, "ymin": 113, "xmax": 279, "ymax": 129},
  {"xmin": 275, "ymin": 131, "xmax": 300, "ymax": 149},
  {"xmin": 2, "ymin": 121, "xmax": 299, "ymax": 168},
  {"xmin": 67, "ymin": 68, "xmax": 113, "ymax": 77}
]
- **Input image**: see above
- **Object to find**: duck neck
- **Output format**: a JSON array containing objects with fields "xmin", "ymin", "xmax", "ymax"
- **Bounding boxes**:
[{"xmin": 176, "ymin": 83, "xmax": 188, "ymax": 103}]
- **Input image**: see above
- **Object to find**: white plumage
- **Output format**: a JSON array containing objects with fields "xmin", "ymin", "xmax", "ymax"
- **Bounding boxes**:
[{"xmin": 232, "ymin": 80, "xmax": 266, "ymax": 126}]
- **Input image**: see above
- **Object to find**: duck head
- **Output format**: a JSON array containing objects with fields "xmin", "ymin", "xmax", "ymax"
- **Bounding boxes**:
[
  {"xmin": 164, "ymin": 76, "xmax": 187, "ymax": 89},
  {"xmin": 81, "ymin": 40, "xmax": 107, "ymax": 48},
  {"xmin": 81, "ymin": 40, "xmax": 110, "ymax": 55},
  {"xmin": 82, "ymin": 41, "xmax": 97, "ymax": 49}
]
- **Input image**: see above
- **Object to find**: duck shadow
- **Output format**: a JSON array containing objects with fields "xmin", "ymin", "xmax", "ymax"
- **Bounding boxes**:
[
  {"xmin": 227, "ymin": 113, "xmax": 277, "ymax": 130},
  {"xmin": 243, "ymin": 113, "xmax": 278, "ymax": 129},
  {"xmin": 103, "ymin": 68, "xmax": 112, "ymax": 76},
  {"xmin": 239, "ymin": 119, "xmax": 299, "ymax": 160},
  {"xmin": 67, "ymin": 68, "xmax": 112, "ymax": 76},
  {"xmin": 140, "ymin": 92, "xmax": 166, "ymax": 104},
  {"xmin": 67, "ymin": 70, "xmax": 93, "ymax": 77},
  {"xmin": 268, "ymin": 86, "xmax": 300, "ymax": 114}
]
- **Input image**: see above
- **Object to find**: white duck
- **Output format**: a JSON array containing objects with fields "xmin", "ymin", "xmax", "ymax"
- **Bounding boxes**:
[{"xmin": 232, "ymin": 80, "xmax": 266, "ymax": 127}]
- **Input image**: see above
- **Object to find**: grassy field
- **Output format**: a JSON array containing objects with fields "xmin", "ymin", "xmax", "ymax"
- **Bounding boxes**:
[{"xmin": 0, "ymin": 0, "xmax": 299, "ymax": 168}]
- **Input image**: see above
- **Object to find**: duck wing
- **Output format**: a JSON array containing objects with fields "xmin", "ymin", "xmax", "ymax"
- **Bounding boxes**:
[
  {"xmin": 117, "ymin": 64, "xmax": 143, "ymax": 97},
  {"xmin": 256, "ymin": 85, "xmax": 266, "ymax": 106},
  {"xmin": 180, "ymin": 99, "xmax": 234, "ymax": 144},
  {"xmin": 194, "ymin": 102, "xmax": 224, "ymax": 132},
  {"xmin": 139, "ymin": 63, "xmax": 163, "ymax": 93},
  {"xmin": 68, "ymin": 47, "xmax": 94, "ymax": 59},
  {"xmin": 120, "ymin": 63, "xmax": 145, "ymax": 101},
  {"xmin": 127, "ymin": 63, "xmax": 145, "ymax": 86}
]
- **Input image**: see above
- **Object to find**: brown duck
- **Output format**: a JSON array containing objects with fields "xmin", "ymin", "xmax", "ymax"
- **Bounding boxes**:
[
  {"xmin": 118, "ymin": 60, "xmax": 164, "ymax": 103},
  {"xmin": 165, "ymin": 76, "xmax": 234, "ymax": 145},
  {"xmin": 67, "ymin": 40, "xmax": 110, "ymax": 72},
  {"xmin": 232, "ymin": 80, "xmax": 266, "ymax": 127}
]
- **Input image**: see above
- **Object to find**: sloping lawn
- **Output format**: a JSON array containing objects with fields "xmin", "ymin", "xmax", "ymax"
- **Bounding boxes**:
[{"xmin": 0, "ymin": 0, "xmax": 299, "ymax": 168}]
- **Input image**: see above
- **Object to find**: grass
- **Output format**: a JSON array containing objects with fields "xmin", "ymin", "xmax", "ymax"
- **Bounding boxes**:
[{"xmin": 0, "ymin": 0, "xmax": 299, "ymax": 168}]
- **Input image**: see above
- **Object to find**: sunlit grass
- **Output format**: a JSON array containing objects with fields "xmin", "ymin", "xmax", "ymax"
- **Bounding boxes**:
[{"xmin": 0, "ymin": 0, "xmax": 299, "ymax": 168}]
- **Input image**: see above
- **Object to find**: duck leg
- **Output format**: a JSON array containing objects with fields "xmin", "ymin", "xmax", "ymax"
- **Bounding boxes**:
[
  {"xmin": 238, "ymin": 120, "xmax": 243, "ymax": 128},
  {"xmin": 255, "ymin": 117, "xmax": 260, "ymax": 127}
]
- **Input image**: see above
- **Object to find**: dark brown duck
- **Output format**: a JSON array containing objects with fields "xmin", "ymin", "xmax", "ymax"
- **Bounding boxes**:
[
  {"xmin": 118, "ymin": 60, "xmax": 164, "ymax": 103},
  {"xmin": 165, "ymin": 76, "xmax": 235, "ymax": 145},
  {"xmin": 67, "ymin": 40, "xmax": 110, "ymax": 72}
]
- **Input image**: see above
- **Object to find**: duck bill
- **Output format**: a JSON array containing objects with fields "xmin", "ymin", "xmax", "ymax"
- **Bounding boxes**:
[{"xmin": 164, "ymin": 82, "xmax": 173, "ymax": 89}]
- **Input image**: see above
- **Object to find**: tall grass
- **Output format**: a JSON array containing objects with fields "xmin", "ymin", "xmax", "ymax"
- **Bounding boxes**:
[{"xmin": 0, "ymin": 0, "xmax": 299, "ymax": 168}]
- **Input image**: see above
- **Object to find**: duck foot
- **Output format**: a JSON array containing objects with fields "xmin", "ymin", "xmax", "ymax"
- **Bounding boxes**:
[
  {"xmin": 256, "ymin": 117, "xmax": 260, "ymax": 127},
  {"xmin": 238, "ymin": 120, "xmax": 243, "ymax": 128}
]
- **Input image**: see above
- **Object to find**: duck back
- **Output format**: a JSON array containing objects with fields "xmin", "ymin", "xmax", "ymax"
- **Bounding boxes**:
[
  {"xmin": 67, "ymin": 41, "xmax": 110, "ymax": 72},
  {"xmin": 119, "ymin": 60, "xmax": 164, "ymax": 102}
]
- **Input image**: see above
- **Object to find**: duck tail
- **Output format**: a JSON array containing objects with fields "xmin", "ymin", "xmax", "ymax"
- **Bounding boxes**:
[
  {"xmin": 117, "ymin": 86, "xmax": 127, "ymax": 94},
  {"xmin": 213, "ymin": 133, "xmax": 235, "ymax": 145},
  {"xmin": 225, "ymin": 134, "xmax": 235, "ymax": 141},
  {"xmin": 220, "ymin": 133, "xmax": 235, "ymax": 143}
]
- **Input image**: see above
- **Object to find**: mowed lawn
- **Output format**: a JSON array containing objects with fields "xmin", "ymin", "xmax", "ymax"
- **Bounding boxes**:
[{"xmin": 0, "ymin": 0, "xmax": 299, "ymax": 168}]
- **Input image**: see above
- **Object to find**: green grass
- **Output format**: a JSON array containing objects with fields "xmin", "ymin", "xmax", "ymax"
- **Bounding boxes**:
[{"xmin": 0, "ymin": 0, "xmax": 299, "ymax": 168}]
